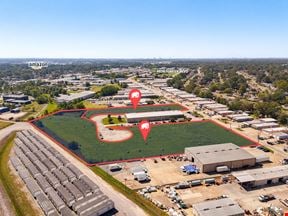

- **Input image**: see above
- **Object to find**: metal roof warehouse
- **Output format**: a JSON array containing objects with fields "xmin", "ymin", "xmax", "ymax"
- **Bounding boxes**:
[
  {"xmin": 185, "ymin": 143, "xmax": 256, "ymax": 173},
  {"xmin": 125, "ymin": 110, "xmax": 184, "ymax": 123},
  {"xmin": 192, "ymin": 198, "xmax": 244, "ymax": 216},
  {"xmin": 233, "ymin": 165, "xmax": 288, "ymax": 187}
]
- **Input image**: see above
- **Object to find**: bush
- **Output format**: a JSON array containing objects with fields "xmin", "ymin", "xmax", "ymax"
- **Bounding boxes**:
[{"xmin": 68, "ymin": 141, "xmax": 79, "ymax": 150}]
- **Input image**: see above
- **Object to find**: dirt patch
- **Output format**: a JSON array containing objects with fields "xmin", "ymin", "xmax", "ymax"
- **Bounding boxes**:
[{"xmin": 91, "ymin": 114, "xmax": 133, "ymax": 143}]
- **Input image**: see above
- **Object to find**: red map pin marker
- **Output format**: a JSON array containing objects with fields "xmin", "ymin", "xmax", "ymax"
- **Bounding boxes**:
[
  {"xmin": 129, "ymin": 89, "xmax": 141, "ymax": 109},
  {"xmin": 138, "ymin": 120, "xmax": 151, "ymax": 142}
]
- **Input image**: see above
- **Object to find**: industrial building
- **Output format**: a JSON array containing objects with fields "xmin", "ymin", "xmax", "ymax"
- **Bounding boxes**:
[
  {"xmin": 125, "ymin": 110, "xmax": 184, "ymax": 123},
  {"xmin": 192, "ymin": 198, "xmax": 245, "ymax": 216},
  {"xmin": 56, "ymin": 91, "xmax": 95, "ymax": 103},
  {"xmin": 251, "ymin": 122, "xmax": 279, "ymax": 130},
  {"xmin": 0, "ymin": 106, "xmax": 9, "ymax": 114},
  {"xmin": 177, "ymin": 93, "xmax": 196, "ymax": 99},
  {"xmin": 10, "ymin": 130, "xmax": 114, "ymax": 216},
  {"xmin": 185, "ymin": 143, "xmax": 256, "ymax": 173},
  {"xmin": 233, "ymin": 165, "xmax": 288, "ymax": 188},
  {"xmin": 216, "ymin": 110, "xmax": 234, "ymax": 116},
  {"xmin": 3, "ymin": 94, "xmax": 31, "ymax": 104},
  {"xmin": 3, "ymin": 94, "xmax": 29, "ymax": 101}
]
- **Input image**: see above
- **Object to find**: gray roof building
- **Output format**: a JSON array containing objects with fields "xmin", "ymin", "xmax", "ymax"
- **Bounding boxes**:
[
  {"xmin": 185, "ymin": 143, "xmax": 256, "ymax": 173},
  {"xmin": 46, "ymin": 188, "xmax": 66, "ymax": 211},
  {"xmin": 35, "ymin": 192, "xmax": 57, "ymax": 216},
  {"xmin": 233, "ymin": 165, "xmax": 288, "ymax": 188},
  {"xmin": 192, "ymin": 198, "xmax": 244, "ymax": 216},
  {"xmin": 125, "ymin": 110, "xmax": 184, "ymax": 123}
]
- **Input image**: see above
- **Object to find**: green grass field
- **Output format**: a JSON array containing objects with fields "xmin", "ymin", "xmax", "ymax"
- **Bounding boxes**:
[{"xmin": 33, "ymin": 106, "xmax": 252, "ymax": 164}]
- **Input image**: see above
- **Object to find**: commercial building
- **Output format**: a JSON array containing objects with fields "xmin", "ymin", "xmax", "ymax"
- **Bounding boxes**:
[
  {"xmin": 3, "ymin": 94, "xmax": 31, "ymax": 105},
  {"xmin": 273, "ymin": 132, "xmax": 288, "ymax": 140},
  {"xmin": 251, "ymin": 122, "xmax": 279, "ymax": 130},
  {"xmin": 56, "ymin": 91, "xmax": 95, "ymax": 103},
  {"xmin": 259, "ymin": 118, "xmax": 277, "ymax": 123},
  {"xmin": 216, "ymin": 110, "xmax": 234, "ymax": 116},
  {"xmin": 3, "ymin": 94, "xmax": 29, "ymax": 101},
  {"xmin": 0, "ymin": 106, "xmax": 9, "ymax": 114},
  {"xmin": 233, "ymin": 115, "xmax": 254, "ymax": 122},
  {"xmin": 263, "ymin": 127, "xmax": 288, "ymax": 133},
  {"xmin": 195, "ymin": 100, "xmax": 215, "ymax": 108},
  {"xmin": 185, "ymin": 143, "xmax": 256, "ymax": 173},
  {"xmin": 125, "ymin": 110, "xmax": 184, "ymax": 123},
  {"xmin": 192, "ymin": 198, "xmax": 245, "ymax": 216},
  {"xmin": 177, "ymin": 94, "xmax": 196, "ymax": 99},
  {"xmin": 233, "ymin": 165, "xmax": 288, "ymax": 188},
  {"xmin": 204, "ymin": 103, "xmax": 228, "ymax": 111}
]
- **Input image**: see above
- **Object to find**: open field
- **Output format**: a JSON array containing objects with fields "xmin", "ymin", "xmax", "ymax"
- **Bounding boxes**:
[
  {"xmin": 44, "ymin": 102, "xmax": 58, "ymax": 114},
  {"xmin": 90, "ymin": 85, "xmax": 103, "ymax": 92},
  {"xmin": 20, "ymin": 102, "xmax": 47, "ymax": 121},
  {"xmin": 83, "ymin": 101, "xmax": 108, "ymax": 109},
  {"xmin": 32, "ymin": 104, "xmax": 253, "ymax": 164},
  {"xmin": 0, "ymin": 121, "xmax": 13, "ymax": 130}
]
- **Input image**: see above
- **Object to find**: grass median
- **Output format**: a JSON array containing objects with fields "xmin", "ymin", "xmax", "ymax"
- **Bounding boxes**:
[{"xmin": 0, "ymin": 121, "xmax": 13, "ymax": 130}]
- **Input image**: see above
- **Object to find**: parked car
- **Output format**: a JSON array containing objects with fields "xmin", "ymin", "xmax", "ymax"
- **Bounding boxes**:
[
  {"xmin": 258, "ymin": 194, "xmax": 275, "ymax": 202},
  {"xmin": 267, "ymin": 141, "xmax": 274, "ymax": 145}
]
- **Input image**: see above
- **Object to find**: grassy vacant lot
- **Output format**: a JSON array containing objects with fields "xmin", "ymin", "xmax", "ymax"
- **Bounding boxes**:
[
  {"xmin": 83, "ymin": 101, "xmax": 108, "ymax": 109},
  {"xmin": 20, "ymin": 102, "xmax": 47, "ymax": 121},
  {"xmin": 85, "ymin": 104, "xmax": 185, "ymax": 118},
  {"xmin": 0, "ymin": 134, "xmax": 39, "ymax": 216},
  {"xmin": 34, "ymin": 108, "xmax": 252, "ymax": 164},
  {"xmin": 90, "ymin": 85, "xmax": 103, "ymax": 92},
  {"xmin": 0, "ymin": 121, "xmax": 13, "ymax": 130},
  {"xmin": 45, "ymin": 102, "xmax": 58, "ymax": 114}
]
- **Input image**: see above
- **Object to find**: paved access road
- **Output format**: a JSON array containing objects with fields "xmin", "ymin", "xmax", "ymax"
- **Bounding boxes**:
[{"xmin": 0, "ymin": 122, "xmax": 147, "ymax": 216}]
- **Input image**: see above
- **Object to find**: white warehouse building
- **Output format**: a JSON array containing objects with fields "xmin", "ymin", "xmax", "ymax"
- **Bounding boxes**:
[{"xmin": 125, "ymin": 110, "xmax": 184, "ymax": 123}]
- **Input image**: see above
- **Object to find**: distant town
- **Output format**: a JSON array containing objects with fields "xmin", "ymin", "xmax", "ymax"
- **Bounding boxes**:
[{"xmin": 0, "ymin": 59, "xmax": 288, "ymax": 216}]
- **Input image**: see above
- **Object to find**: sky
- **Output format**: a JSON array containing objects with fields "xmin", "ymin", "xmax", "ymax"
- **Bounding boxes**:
[{"xmin": 0, "ymin": 0, "xmax": 288, "ymax": 58}]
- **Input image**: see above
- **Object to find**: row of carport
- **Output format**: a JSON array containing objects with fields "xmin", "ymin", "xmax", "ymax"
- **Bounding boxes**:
[{"xmin": 10, "ymin": 130, "xmax": 114, "ymax": 216}]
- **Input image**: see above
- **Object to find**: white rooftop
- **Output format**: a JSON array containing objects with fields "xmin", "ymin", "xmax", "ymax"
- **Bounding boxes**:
[
  {"xmin": 233, "ymin": 165, "xmax": 288, "ymax": 183},
  {"xmin": 185, "ymin": 143, "xmax": 255, "ymax": 165},
  {"xmin": 125, "ymin": 110, "xmax": 184, "ymax": 119},
  {"xmin": 193, "ymin": 198, "xmax": 244, "ymax": 216}
]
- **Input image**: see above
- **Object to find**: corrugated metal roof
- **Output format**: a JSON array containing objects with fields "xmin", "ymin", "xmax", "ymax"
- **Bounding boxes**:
[
  {"xmin": 185, "ymin": 143, "xmax": 255, "ymax": 165},
  {"xmin": 233, "ymin": 165, "xmax": 288, "ymax": 183},
  {"xmin": 126, "ymin": 110, "xmax": 184, "ymax": 119},
  {"xmin": 193, "ymin": 198, "xmax": 244, "ymax": 216}
]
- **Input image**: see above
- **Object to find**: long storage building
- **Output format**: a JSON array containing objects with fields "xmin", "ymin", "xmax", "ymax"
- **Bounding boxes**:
[
  {"xmin": 233, "ymin": 165, "xmax": 288, "ymax": 188},
  {"xmin": 125, "ymin": 110, "xmax": 184, "ymax": 123},
  {"xmin": 185, "ymin": 143, "xmax": 256, "ymax": 173},
  {"xmin": 192, "ymin": 198, "xmax": 245, "ymax": 216}
]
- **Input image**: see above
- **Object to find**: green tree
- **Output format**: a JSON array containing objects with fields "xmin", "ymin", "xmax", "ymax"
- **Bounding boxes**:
[
  {"xmin": 100, "ymin": 85, "xmax": 119, "ymax": 96},
  {"xmin": 36, "ymin": 94, "xmax": 49, "ymax": 104},
  {"xmin": 75, "ymin": 102, "xmax": 85, "ymax": 109}
]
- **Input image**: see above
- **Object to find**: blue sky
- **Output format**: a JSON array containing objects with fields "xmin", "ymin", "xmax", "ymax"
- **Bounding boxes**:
[{"xmin": 0, "ymin": 0, "xmax": 288, "ymax": 58}]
